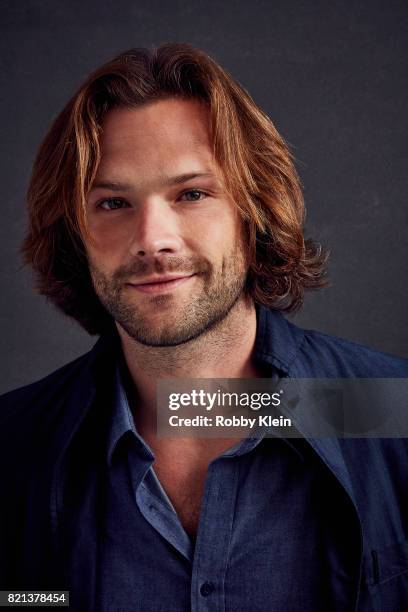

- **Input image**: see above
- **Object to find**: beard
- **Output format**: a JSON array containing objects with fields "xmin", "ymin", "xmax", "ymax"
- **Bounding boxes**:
[{"xmin": 88, "ymin": 249, "xmax": 248, "ymax": 347}]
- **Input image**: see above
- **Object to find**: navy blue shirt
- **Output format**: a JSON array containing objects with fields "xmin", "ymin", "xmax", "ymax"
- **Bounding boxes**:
[
  {"xmin": 2, "ymin": 306, "xmax": 408, "ymax": 609},
  {"xmin": 93, "ymin": 361, "xmax": 360, "ymax": 611}
]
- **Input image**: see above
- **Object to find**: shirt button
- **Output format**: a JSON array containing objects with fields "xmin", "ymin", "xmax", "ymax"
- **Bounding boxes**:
[{"xmin": 200, "ymin": 581, "xmax": 214, "ymax": 597}]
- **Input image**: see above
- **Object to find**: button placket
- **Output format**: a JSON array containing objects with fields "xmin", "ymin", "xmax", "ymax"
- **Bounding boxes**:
[{"xmin": 191, "ymin": 458, "xmax": 240, "ymax": 611}]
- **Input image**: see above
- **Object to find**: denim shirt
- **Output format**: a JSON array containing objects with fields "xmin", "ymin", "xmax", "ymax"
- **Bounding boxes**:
[
  {"xmin": 1, "ymin": 305, "xmax": 408, "ymax": 610},
  {"xmin": 94, "ymin": 342, "xmax": 360, "ymax": 611}
]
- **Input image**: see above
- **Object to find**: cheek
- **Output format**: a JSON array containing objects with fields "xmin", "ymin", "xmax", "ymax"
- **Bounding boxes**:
[
  {"xmin": 84, "ymin": 239, "xmax": 123, "ymax": 278},
  {"xmin": 87, "ymin": 216, "xmax": 134, "ymax": 250},
  {"xmin": 194, "ymin": 208, "xmax": 242, "ymax": 249}
]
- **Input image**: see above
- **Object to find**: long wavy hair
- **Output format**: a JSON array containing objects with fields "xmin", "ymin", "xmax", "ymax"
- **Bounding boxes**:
[{"xmin": 22, "ymin": 43, "xmax": 328, "ymax": 335}]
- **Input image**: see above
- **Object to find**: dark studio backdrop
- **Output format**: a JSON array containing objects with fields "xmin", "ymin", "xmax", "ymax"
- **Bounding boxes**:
[{"xmin": 1, "ymin": 0, "xmax": 407, "ymax": 394}]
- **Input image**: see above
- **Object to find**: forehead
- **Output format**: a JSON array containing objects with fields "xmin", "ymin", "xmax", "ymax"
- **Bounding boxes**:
[{"xmin": 97, "ymin": 98, "xmax": 216, "ymax": 176}]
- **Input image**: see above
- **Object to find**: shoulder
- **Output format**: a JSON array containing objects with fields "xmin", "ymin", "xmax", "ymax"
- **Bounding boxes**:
[
  {"xmin": 0, "ymin": 353, "xmax": 94, "ymax": 458},
  {"xmin": 259, "ymin": 306, "xmax": 408, "ymax": 377},
  {"xmin": 0, "ymin": 333, "xmax": 114, "ymax": 445},
  {"xmin": 295, "ymin": 325, "xmax": 408, "ymax": 377},
  {"xmin": 0, "ymin": 332, "xmax": 117, "ymax": 410},
  {"xmin": 0, "ymin": 350, "xmax": 91, "ymax": 412},
  {"xmin": 0, "ymin": 333, "xmax": 119, "ymax": 482}
]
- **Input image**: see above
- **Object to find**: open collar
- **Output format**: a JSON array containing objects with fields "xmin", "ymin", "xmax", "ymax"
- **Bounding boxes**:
[{"xmin": 51, "ymin": 308, "xmax": 361, "ymax": 510}]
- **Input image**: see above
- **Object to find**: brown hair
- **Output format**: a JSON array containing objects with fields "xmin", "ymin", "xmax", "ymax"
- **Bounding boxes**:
[{"xmin": 22, "ymin": 42, "xmax": 328, "ymax": 335}]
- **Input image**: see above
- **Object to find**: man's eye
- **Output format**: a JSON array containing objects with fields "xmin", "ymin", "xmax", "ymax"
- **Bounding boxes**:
[
  {"xmin": 97, "ymin": 198, "xmax": 128, "ymax": 211},
  {"xmin": 179, "ymin": 189, "xmax": 207, "ymax": 202}
]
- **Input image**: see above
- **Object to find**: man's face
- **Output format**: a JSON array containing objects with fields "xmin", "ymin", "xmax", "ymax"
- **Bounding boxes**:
[{"xmin": 85, "ymin": 98, "xmax": 248, "ymax": 346}]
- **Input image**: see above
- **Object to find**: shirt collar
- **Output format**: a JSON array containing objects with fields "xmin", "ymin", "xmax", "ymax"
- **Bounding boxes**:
[
  {"xmin": 107, "ymin": 362, "xmax": 154, "ymax": 467},
  {"xmin": 105, "ymin": 305, "xmax": 306, "ymax": 466},
  {"xmin": 253, "ymin": 304, "xmax": 305, "ymax": 376},
  {"xmin": 107, "ymin": 361, "xmax": 305, "ymax": 466}
]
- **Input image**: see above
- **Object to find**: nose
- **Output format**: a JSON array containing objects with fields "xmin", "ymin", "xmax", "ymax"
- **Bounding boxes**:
[{"xmin": 129, "ymin": 198, "xmax": 183, "ymax": 257}]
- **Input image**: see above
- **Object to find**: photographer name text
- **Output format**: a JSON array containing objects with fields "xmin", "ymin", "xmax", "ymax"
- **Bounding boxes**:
[{"xmin": 168, "ymin": 415, "xmax": 292, "ymax": 428}]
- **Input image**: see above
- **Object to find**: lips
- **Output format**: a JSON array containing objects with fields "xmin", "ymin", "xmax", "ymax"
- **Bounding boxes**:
[
  {"xmin": 126, "ymin": 273, "xmax": 196, "ymax": 294},
  {"xmin": 132, "ymin": 274, "xmax": 194, "ymax": 286}
]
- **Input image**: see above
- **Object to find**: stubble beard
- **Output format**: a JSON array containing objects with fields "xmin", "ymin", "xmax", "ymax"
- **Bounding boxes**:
[{"xmin": 89, "ymin": 250, "xmax": 248, "ymax": 347}]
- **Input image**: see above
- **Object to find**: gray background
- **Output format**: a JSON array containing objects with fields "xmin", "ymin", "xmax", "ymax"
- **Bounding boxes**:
[{"xmin": 1, "ymin": 0, "xmax": 407, "ymax": 394}]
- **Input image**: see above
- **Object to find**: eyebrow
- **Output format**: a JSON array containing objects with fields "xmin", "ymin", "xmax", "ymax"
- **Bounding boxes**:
[{"xmin": 91, "ymin": 172, "xmax": 217, "ymax": 192}]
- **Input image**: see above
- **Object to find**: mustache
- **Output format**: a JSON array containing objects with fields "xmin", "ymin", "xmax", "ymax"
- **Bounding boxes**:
[{"xmin": 112, "ymin": 255, "xmax": 211, "ymax": 282}]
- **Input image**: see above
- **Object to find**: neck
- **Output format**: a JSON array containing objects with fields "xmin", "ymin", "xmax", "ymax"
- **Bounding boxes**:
[{"xmin": 117, "ymin": 297, "xmax": 260, "ymax": 415}]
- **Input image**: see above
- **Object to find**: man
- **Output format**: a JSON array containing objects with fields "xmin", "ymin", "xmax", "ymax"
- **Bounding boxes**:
[{"xmin": 1, "ymin": 43, "xmax": 407, "ymax": 611}]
